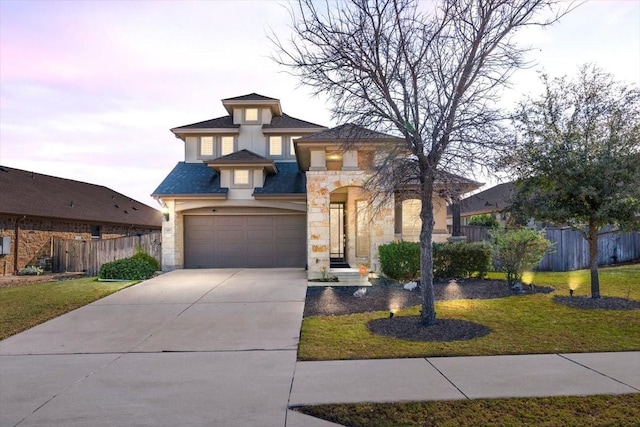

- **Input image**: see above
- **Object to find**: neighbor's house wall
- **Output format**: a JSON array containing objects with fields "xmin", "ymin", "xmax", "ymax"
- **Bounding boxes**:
[{"xmin": 0, "ymin": 215, "xmax": 157, "ymax": 274}]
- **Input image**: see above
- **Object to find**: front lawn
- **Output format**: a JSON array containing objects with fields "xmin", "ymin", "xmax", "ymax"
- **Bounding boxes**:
[
  {"xmin": 299, "ymin": 264, "xmax": 640, "ymax": 361},
  {"xmin": 0, "ymin": 277, "xmax": 135, "ymax": 340}
]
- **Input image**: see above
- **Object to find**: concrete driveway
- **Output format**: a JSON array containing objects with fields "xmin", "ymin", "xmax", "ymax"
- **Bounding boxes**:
[{"xmin": 0, "ymin": 269, "xmax": 313, "ymax": 427}]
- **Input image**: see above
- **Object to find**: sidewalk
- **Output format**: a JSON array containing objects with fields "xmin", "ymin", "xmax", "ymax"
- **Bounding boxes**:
[{"xmin": 287, "ymin": 352, "xmax": 640, "ymax": 426}]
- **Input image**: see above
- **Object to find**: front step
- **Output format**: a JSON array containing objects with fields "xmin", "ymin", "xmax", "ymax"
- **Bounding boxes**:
[{"xmin": 330, "ymin": 268, "xmax": 371, "ymax": 285}]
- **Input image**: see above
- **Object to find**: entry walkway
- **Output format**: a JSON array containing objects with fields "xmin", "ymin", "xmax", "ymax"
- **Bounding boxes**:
[{"xmin": 1, "ymin": 270, "xmax": 638, "ymax": 427}]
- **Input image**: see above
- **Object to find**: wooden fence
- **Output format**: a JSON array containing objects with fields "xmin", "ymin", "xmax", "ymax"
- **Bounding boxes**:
[
  {"xmin": 460, "ymin": 225, "xmax": 640, "ymax": 272},
  {"xmin": 52, "ymin": 232, "xmax": 162, "ymax": 276}
]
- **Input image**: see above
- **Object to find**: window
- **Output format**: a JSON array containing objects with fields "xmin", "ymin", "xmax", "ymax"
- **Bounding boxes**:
[
  {"xmin": 200, "ymin": 136, "xmax": 214, "ymax": 156},
  {"xmin": 356, "ymin": 201, "xmax": 370, "ymax": 257},
  {"xmin": 269, "ymin": 136, "xmax": 283, "ymax": 156},
  {"xmin": 90, "ymin": 225, "xmax": 101, "ymax": 240},
  {"xmin": 244, "ymin": 108, "xmax": 259, "ymax": 122},
  {"xmin": 199, "ymin": 136, "xmax": 236, "ymax": 158},
  {"xmin": 220, "ymin": 136, "xmax": 235, "ymax": 156},
  {"xmin": 233, "ymin": 169, "xmax": 250, "ymax": 186}
]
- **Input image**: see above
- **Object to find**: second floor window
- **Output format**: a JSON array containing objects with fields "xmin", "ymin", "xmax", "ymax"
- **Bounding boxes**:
[
  {"xmin": 269, "ymin": 136, "xmax": 283, "ymax": 156},
  {"xmin": 200, "ymin": 136, "xmax": 236, "ymax": 158},
  {"xmin": 233, "ymin": 169, "xmax": 250, "ymax": 186}
]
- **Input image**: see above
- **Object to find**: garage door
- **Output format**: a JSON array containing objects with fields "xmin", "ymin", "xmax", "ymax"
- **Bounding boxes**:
[{"xmin": 184, "ymin": 215, "xmax": 306, "ymax": 268}]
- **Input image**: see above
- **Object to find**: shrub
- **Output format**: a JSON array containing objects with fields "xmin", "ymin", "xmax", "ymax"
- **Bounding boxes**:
[
  {"xmin": 433, "ymin": 241, "xmax": 492, "ymax": 279},
  {"xmin": 379, "ymin": 240, "xmax": 492, "ymax": 282},
  {"xmin": 490, "ymin": 227, "xmax": 553, "ymax": 286},
  {"xmin": 131, "ymin": 250, "xmax": 160, "ymax": 272},
  {"xmin": 378, "ymin": 241, "xmax": 420, "ymax": 282},
  {"xmin": 17, "ymin": 266, "xmax": 43, "ymax": 276},
  {"xmin": 469, "ymin": 214, "xmax": 500, "ymax": 228},
  {"xmin": 99, "ymin": 257, "xmax": 156, "ymax": 281}
]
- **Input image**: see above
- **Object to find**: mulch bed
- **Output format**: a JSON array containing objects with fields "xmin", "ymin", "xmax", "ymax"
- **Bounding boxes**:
[
  {"xmin": 303, "ymin": 277, "xmax": 553, "ymax": 318},
  {"xmin": 304, "ymin": 277, "xmax": 638, "ymax": 343}
]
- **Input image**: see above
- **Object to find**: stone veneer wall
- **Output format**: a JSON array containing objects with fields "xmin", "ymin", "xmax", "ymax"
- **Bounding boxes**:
[
  {"xmin": 306, "ymin": 170, "xmax": 395, "ymax": 279},
  {"xmin": 0, "ymin": 215, "xmax": 158, "ymax": 274},
  {"xmin": 160, "ymin": 199, "xmax": 184, "ymax": 271}
]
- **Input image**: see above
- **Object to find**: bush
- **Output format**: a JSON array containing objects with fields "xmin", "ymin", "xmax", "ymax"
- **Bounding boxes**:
[
  {"xmin": 433, "ymin": 241, "xmax": 492, "ymax": 279},
  {"xmin": 469, "ymin": 214, "xmax": 500, "ymax": 228},
  {"xmin": 131, "ymin": 250, "xmax": 160, "ymax": 272},
  {"xmin": 99, "ymin": 257, "xmax": 156, "ymax": 281},
  {"xmin": 379, "ymin": 240, "xmax": 492, "ymax": 282},
  {"xmin": 490, "ymin": 227, "xmax": 553, "ymax": 286},
  {"xmin": 378, "ymin": 241, "xmax": 420, "ymax": 282},
  {"xmin": 17, "ymin": 266, "xmax": 43, "ymax": 276}
]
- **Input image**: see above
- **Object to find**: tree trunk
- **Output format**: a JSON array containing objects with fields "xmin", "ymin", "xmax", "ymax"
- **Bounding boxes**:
[
  {"xmin": 588, "ymin": 223, "xmax": 601, "ymax": 299},
  {"xmin": 419, "ymin": 179, "xmax": 436, "ymax": 326}
]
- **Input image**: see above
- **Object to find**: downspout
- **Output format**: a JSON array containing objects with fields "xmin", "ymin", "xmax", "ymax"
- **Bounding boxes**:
[{"xmin": 14, "ymin": 215, "xmax": 25, "ymax": 274}]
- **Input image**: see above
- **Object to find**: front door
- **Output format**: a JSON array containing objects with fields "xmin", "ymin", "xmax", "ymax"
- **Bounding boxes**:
[{"xmin": 329, "ymin": 203, "xmax": 347, "ymax": 266}]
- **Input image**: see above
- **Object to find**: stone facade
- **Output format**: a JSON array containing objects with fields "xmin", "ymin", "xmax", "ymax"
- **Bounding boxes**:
[
  {"xmin": 306, "ymin": 170, "xmax": 395, "ymax": 279},
  {"xmin": 0, "ymin": 215, "xmax": 159, "ymax": 274}
]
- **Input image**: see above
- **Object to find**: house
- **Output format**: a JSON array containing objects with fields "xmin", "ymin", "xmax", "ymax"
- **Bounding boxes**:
[
  {"xmin": 447, "ymin": 181, "xmax": 515, "ymax": 227},
  {"xmin": 153, "ymin": 93, "xmax": 481, "ymax": 279},
  {"xmin": 0, "ymin": 166, "xmax": 162, "ymax": 274}
]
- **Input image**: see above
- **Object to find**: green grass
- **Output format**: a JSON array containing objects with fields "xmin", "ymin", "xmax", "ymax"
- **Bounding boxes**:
[
  {"xmin": 296, "ymin": 393, "xmax": 640, "ymax": 427},
  {"xmin": 299, "ymin": 264, "xmax": 640, "ymax": 361},
  {"xmin": 0, "ymin": 277, "xmax": 135, "ymax": 340}
]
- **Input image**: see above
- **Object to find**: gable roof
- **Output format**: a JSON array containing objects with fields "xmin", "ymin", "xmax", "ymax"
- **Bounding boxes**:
[
  {"xmin": 262, "ymin": 113, "xmax": 327, "ymax": 131},
  {"xmin": 454, "ymin": 182, "xmax": 515, "ymax": 215},
  {"xmin": 0, "ymin": 166, "xmax": 161, "ymax": 227},
  {"xmin": 205, "ymin": 149, "xmax": 278, "ymax": 174},
  {"xmin": 171, "ymin": 116, "xmax": 239, "ymax": 131},
  {"xmin": 222, "ymin": 93, "xmax": 278, "ymax": 102},
  {"xmin": 296, "ymin": 123, "xmax": 403, "ymax": 143}
]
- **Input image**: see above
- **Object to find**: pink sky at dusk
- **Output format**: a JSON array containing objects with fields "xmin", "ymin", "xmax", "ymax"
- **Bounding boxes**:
[{"xmin": 1, "ymin": 0, "xmax": 638, "ymax": 209}]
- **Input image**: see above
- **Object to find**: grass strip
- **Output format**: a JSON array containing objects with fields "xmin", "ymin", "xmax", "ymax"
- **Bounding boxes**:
[
  {"xmin": 296, "ymin": 393, "xmax": 640, "ymax": 427},
  {"xmin": 0, "ymin": 277, "xmax": 135, "ymax": 340}
]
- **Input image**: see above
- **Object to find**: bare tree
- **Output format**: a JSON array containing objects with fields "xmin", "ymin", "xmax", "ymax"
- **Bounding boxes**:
[{"xmin": 272, "ymin": 0, "xmax": 571, "ymax": 325}]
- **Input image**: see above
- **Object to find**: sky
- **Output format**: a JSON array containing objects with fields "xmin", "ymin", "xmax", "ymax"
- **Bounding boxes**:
[{"xmin": 1, "ymin": 0, "xmax": 639, "ymax": 209}]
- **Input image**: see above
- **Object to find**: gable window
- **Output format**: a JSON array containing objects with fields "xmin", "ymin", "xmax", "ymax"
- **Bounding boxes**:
[
  {"xmin": 269, "ymin": 136, "xmax": 283, "ymax": 156},
  {"xmin": 244, "ymin": 108, "xmax": 259, "ymax": 123},
  {"xmin": 200, "ymin": 136, "xmax": 214, "ymax": 157},
  {"xmin": 220, "ymin": 136, "xmax": 235, "ymax": 156},
  {"xmin": 91, "ymin": 225, "xmax": 101, "ymax": 240},
  {"xmin": 233, "ymin": 169, "xmax": 250, "ymax": 186}
]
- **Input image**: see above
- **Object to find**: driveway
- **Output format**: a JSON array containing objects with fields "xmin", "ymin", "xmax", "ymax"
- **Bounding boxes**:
[{"xmin": 0, "ymin": 269, "xmax": 314, "ymax": 427}]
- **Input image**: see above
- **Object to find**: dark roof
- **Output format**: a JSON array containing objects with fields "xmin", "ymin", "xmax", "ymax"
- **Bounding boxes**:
[
  {"xmin": 171, "ymin": 115, "xmax": 239, "ymax": 130},
  {"xmin": 262, "ymin": 113, "xmax": 326, "ymax": 130},
  {"xmin": 151, "ymin": 162, "xmax": 228, "ymax": 196},
  {"xmin": 0, "ymin": 166, "xmax": 161, "ymax": 227},
  {"xmin": 222, "ymin": 93, "xmax": 278, "ymax": 102},
  {"xmin": 297, "ymin": 123, "xmax": 402, "ymax": 142},
  {"xmin": 253, "ymin": 163, "xmax": 306, "ymax": 196},
  {"xmin": 207, "ymin": 149, "xmax": 273, "ymax": 164},
  {"xmin": 455, "ymin": 182, "xmax": 515, "ymax": 215},
  {"xmin": 152, "ymin": 162, "xmax": 305, "ymax": 197}
]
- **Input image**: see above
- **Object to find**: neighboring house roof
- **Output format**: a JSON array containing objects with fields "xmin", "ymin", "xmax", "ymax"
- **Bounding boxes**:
[
  {"xmin": 0, "ymin": 166, "xmax": 161, "ymax": 227},
  {"xmin": 448, "ymin": 181, "xmax": 515, "ymax": 216},
  {"xmin": 206, "ymin": 149, "xmax": 278, "ymax": 174},
  {"xmin": 151, "ymin": 162, "xmax": 228, "ymax": 197},
  {"xmin": 296, "ymin": 123, "xmax": 402, "ymax": 143},
  {"xmin": 253, "ymin": 162, "xmax": 306, "ymax": 199}
]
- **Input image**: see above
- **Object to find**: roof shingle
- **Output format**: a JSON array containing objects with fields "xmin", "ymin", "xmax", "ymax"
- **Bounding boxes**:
[{"xmin": 0, "ymin": 166, "xmax": 161, "ymax": 227}]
